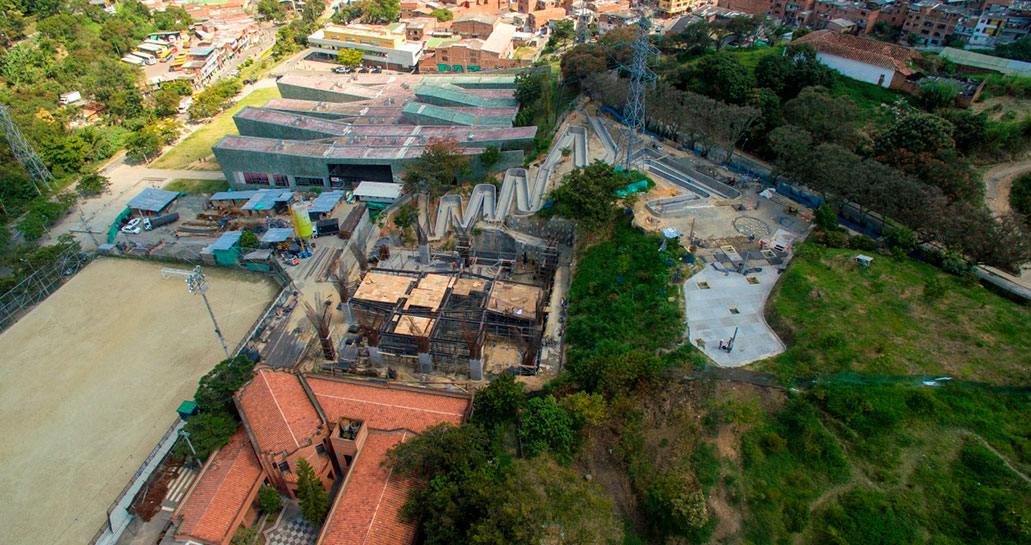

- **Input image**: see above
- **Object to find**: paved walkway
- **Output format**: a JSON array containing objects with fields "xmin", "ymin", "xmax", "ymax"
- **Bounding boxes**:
[{"xmin": 683, "ymin": 265, "xmax": 785, "ymax": 366}]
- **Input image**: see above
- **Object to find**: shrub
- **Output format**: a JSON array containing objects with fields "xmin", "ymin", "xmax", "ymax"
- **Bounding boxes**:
[
  {"xmin": 923, "ymin": 277, "xmax": 948, "ymax": 301},
  {"xmin": 519, "ymin": 395, "xmax": 577, "ymax": 460},
  {"xmin": 257, "ymin": 485, "xmax": 282, "ymax": 513},
  {"xmin": 472, "ymin": 374, "xmax": 525, "ymax": 431},
  {"xmin": 239, "ymin": 230, "xmax": 258, "ymax": 249},
  {"xmin": 814, "ymin": 204, "xmax": 838, "ymax": 231},
  {"xmin": 848, "ymin": 234, "xmax": 877, "ymax": 251}
]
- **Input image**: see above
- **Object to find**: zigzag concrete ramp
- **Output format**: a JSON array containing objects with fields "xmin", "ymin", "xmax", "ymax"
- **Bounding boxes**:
[
  {"xmin": 586, "ymin": 110, "xmax": 617, "ymax": 164},
  {"xmin": 431, "ymin": 125, "xmax": 584, "ymax": 238}
]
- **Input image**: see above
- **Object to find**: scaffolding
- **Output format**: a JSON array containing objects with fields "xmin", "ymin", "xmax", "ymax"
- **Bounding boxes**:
[{"xmin": 349, "ymin": 266, "xmax": 547, "ymax": 376}]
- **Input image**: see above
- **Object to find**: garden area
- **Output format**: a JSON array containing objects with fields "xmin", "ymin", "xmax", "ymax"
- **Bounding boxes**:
[{"xmin": 763, "ymin": 246, "xmax": 1031, "ymax": 384}]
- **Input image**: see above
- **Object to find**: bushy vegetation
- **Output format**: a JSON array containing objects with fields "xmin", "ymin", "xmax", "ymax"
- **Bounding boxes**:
[
  {"xmin": 739, "ymin": 384, "xmax": 1031, "ymax": 545},
  {"xmin": 174, "ymin": 355, "xmax": 255, "ymax": 463},
  {"xmin": 764, "ymin": 246, "xmax": 1031, "ymax": 383},
  {"xmin": 385, "ymin": 377, "xmax": 622, "ymax": 545},
  {"xmin": 1012, "ymin": 172, "xmax": 1031, "ymax": 224}
]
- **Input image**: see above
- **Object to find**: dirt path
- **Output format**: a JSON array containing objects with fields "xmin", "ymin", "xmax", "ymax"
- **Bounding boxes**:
[
  {"xmin": 982, "ymin": 161, "xmax": 1031, "ymax": 217},
  {"xmin": 965, "ymin": 431, "xmax": 1031, "ymax": 485}
]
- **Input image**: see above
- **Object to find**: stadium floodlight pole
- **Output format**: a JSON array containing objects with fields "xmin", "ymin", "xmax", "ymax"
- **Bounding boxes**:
[{"xmin": 183, "ymin": 266, "xmax": 232, "ymax": 360}]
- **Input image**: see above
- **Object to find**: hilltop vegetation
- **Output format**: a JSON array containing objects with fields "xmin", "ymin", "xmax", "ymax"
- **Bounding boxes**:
[{"xmin": 764, "ymin": 246, "xmax": 1031, "ymax": 384}]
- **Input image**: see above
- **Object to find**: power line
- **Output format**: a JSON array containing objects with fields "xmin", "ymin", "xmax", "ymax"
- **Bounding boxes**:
[{"xmin": 616, "ymin": 13, "xmax": 659, "ymax": 170}]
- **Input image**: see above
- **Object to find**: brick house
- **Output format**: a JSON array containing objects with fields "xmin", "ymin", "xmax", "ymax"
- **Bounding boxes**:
[{"xmin": 171, "ymin": 369, "xmax": 473, "ymax": 545}]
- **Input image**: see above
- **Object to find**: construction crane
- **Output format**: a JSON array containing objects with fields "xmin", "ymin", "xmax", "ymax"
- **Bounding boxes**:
[
  {"xmin": 616, "ymin": 13, "xmax": 659, "ymax": 170},
  {"xmin": 0, "ymin": 103, "xmax": 54, "ymax": 196}
]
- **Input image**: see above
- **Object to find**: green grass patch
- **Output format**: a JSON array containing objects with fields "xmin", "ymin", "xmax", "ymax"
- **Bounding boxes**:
[
  {"xmin": 152, "ymin": 87, "xmax": 281, "ymax": 170},
  {"xmin": 763, "ymin": 247, "xmax": 1031, "ymax": 384},
  {"xmin": 163, "ymin": 178, "xmax": 229, "ymax": 194},
  {"xmin": 830, "ymin": 77, "xmax": 905, "ymax": 128},
  {"xmin": 723, "ymin": 45, "xmax": 779, "ymax": 71},
  {"xmin": 740, "ymin": 384, "xmax": 1031, "ymax": 545}
]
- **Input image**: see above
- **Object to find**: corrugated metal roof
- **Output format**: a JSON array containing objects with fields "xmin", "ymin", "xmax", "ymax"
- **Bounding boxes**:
[
  {"xmin": 261, "ymin": 227, "xmax": 295, "ymax": 243},
  {"xmin": 210, "ymin": 190, "xmax": 260, "ymax": 201},
  {"xmin": 308, "ymin": 190, "xmax": 347, "ymax": 214},
  {"xmin": 243, "ymin": 189, "xmax": 293, "ymax": 210},
  {"xmin": 354, "ymin": 181, "xmax": 402, "ymax": 199},
  {"xmin": 127, "ymin": 188, "xmax": 179, "ymax": 212},
  {"xmin": 939, "ymin": 47, "xmax": 1031, "ymax": 77},
  {"xmin": 208, "ymin": 230, "xmax": 242, "ymax": 251}
]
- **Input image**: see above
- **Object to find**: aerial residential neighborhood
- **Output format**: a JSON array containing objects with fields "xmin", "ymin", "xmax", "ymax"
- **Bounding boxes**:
[{"xmin": 0, "ymin": 0, "xmax": 1030, "ymax": 543}]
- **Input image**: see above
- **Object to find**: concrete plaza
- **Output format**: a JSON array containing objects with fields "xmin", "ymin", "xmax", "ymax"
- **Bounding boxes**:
[{"xmin": 683, "ymin": 265, "xmax": 786, "ymax": 366}]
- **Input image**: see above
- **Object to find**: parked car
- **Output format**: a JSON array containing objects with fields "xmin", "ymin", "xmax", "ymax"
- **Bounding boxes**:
[
  {"xmin": 242, "ymin": 78, "xmax": 257, "ymax": 85},
  {"xmin": 358, "ymin": 67, "xmax": 369, "ymax": 73},
  {"xmin": 332, "ymin": 67, "xmax": 350, "ymax": 74},
  {"xmin": 121, "ymin": 218, "xmax": 141, "ymax": 234},
  {"xmin": 371, "ymin": 67, "xmax": 382, "ymax": 73}
]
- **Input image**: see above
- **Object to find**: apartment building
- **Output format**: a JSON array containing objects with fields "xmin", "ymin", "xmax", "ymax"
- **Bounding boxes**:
[{"xmin": 307, "ymin": 23, "xmax": 425, "ymax": 69}]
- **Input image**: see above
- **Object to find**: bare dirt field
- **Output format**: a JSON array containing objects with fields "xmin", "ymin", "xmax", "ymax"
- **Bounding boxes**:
[{"xmin": 0, "ymin": 258, "xmax": 277, "ymax": 545}]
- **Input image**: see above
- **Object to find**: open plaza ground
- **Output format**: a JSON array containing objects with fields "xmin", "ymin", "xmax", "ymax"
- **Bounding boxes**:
[{"xmin": 0, "ymin": 258, "xmax": 276, "ymax": 545}]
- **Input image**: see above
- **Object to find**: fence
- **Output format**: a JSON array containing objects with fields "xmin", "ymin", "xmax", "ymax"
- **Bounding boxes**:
[{"xmin": 0, "ymin": 243, "xmax": 93, "ymax": 333}]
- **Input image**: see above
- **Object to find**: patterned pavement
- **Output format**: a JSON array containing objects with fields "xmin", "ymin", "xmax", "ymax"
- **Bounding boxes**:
[{"xmin": 267, "ymin": 518, "xmax": 319, "ymax": 545}]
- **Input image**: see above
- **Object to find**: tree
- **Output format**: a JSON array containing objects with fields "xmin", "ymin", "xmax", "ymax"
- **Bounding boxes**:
[
  {"xmin": 359, "ymin": 0, "xmax": 400, "ymax": 24},
  {"xmin": 874, "ymin": 113, "xmax": 955, "ymax": 157},
  {"xmin": 662, "ymin": 21, "xmax": 714, "ymax": 53},
  {"xmin": 548, "ymin": 19, "xmax": 575, "ymax": 47},
  {"xmin": 77, "ymin": 171, "xmax": 110, "ymax": 196},
  {"xmin": 644, "ymin": 469, "xmax": 710, "ymax": 539},
  {"xmin": 301, "ymin": 0, "xmax": 325, "ymax": 23},
  {"xmin": 257, "ymin": 485, "xmax": 282, "ymax": 514},
  {"xmin": 755, "ymin": 45, "xmax": 835, "ymax": 99},
  {"xmin": 472, "ymin": 374, "xmax": 525, "ymax": 431},
  {"xmin": 814, "ymin": 204, "xmax": 838, "ymax": 231},
  {"xmin": 684, "ymin": 52, "xmax": 755, "ymax": 104},
  {"xmin": 125, "ymin": 127, "xmax": 161, "ymax": 163},
  {"xmin": 153, "ymin": 87, "xmax": 183, "ymax": 117},
  {"xmin": 480, "ymin": 145, "xmax": 501, "ymax": 170},
  {"xmin": 547, "ymin": 160, "xmax": 629, "ymax": 228},
  {"xmin": 430, "ymin": 8, "xmax": 452, "ymax": 21},
  {"xmin": 783, "ymin": 86, "xmax": 859, "ymax": 148},
  {"xmin": 256, "ymin": 0, "xmax": 287, "ymax": 22},
  {"xmin": 385, "ymin": 423, "xmax": 494, "ymax": 479},
  {"xmin": 336, "ymin": 48, "xmax": 363, "ymax": 66},
  {"xmin": 295, "ymin": 457, "xmax": 330, "ymax": 524},
  {"xmin": 392, "ymin": 201, "xmax": 417, "ymax": 231},
  {"xmin": 559, "ymin": 44, "xmax": 608, "ymax": 91},
  {"xmin": 240, "ymin": 230, "xmax": 259, "ymax": 249},
  {"xmin": 403, "ymin": 136, "xmax": 470, "ymax": 229},
  {"xmin": 558, "ymin": 391, "xmax": 606, "ymax": 430},
  {"xmin": 194, "ymin": 355, "xmax": 256, "ymax": 414},
  {"xmin": 179, "ymin": 411, "xmax": 239, "ymax": 462},
  {"xmin": 513, "ymin": 70, "xmax": 546, "ymax": 108},
  {"xmin": 152, "ymin": 5, "xmax": 192, "ymax": 30},
  {"xmin": 518, "ymin": 395, "xmax": 576, "ymax": 459}
]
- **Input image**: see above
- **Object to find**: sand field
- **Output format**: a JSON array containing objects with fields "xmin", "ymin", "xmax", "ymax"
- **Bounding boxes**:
[{"xmin": 0, "ymin": 258, "xmax": 277, "ymax": 545}]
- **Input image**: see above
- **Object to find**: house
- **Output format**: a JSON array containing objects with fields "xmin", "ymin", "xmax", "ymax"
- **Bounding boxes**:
[
  {"xmin": 170, "ymin": 370, "xmax": 472, "ymax": 545},
  {"xmin": 353, "ymin": 181, "xmax": 402, "ymax": 206},
  {"xmin": 452, "ymin": 13, "xmax": 500, "ymax": 37},
  {"xmin": 307, "ymin": 23, "xmax": 425, "ymax": 69},
  {"xmin": 791, "ymin": 30, "xmax": 920, "ymax": 89},
  {"xmin": 405, "ymin": 17, "xmax": 438, "ymax": 40},
  {"xmin": 419, "ymin": 22, "xmax": 525, "ymax": 72},
  {"xmin": 527, "ymin": 7, "xmax": 567, "ymax": 29}
]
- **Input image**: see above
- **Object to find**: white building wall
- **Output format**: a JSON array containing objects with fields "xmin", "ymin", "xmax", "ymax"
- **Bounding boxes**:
[{"xmin": 815, "ymin": 52, "xmax": 895, "ymax": 88}]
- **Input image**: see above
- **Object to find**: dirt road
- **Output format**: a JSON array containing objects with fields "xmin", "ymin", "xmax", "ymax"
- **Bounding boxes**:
[{"xmin": 982, "ymin": 160, "xmax": 1031, "ymax": 217}]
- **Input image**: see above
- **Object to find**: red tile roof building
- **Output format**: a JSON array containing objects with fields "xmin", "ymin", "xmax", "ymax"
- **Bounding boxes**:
[
  {"xmin": 792, "ymin": 30, "xmax": 920, "ymax": 89},
  {"xmin": 173, "ymin": 368, "xmax": 472, "ymax": 545},
  {"xmin": 173, "ymin": 429, "xmax": 266, "ymax": 545}
]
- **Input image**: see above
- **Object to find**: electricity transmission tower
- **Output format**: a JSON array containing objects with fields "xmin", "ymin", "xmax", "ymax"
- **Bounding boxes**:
[
  {"xmin": 575, "ymin": 1, "xmax": 591, "ymax": 43},
  {"xmin": 616, "ymin": 14, "xmax": 659, "ymax": 170},
  {"xmin": 0, "ymin": 103, "xmax": 53, "ymax": 196}
]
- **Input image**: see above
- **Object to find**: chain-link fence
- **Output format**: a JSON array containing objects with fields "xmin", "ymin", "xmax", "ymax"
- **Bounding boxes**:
[{"xmin": 0, "ymin": 243, "xmax": 93, "ymax": 333}]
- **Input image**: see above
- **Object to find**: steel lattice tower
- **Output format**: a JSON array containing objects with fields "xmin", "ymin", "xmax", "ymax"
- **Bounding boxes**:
[
  {"xmin": 0, "ymin": 104, "xmax": 53, "ymax": 195},
  {"xmin": 617, "ymin": 15, "xmax": 659, "ymax": 170},
  {"xmin": 575, "ymin": 2, "xmax": 590, "ymax": 43}
]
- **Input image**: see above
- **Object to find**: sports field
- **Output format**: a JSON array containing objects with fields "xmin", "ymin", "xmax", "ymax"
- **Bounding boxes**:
[{"xmin": 0, "ymin": 258, "xmax": 277, "ymax": 545}]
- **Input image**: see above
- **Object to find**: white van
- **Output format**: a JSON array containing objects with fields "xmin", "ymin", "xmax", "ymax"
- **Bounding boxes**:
[{"xmin": 178, "ymin": 96, "xmax": 193, "ymax": 113}]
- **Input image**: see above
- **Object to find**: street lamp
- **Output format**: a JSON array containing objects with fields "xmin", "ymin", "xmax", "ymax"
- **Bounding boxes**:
[{"xmin": 184, "ymin": 266, "xmax": 232, "ymax": 360}]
